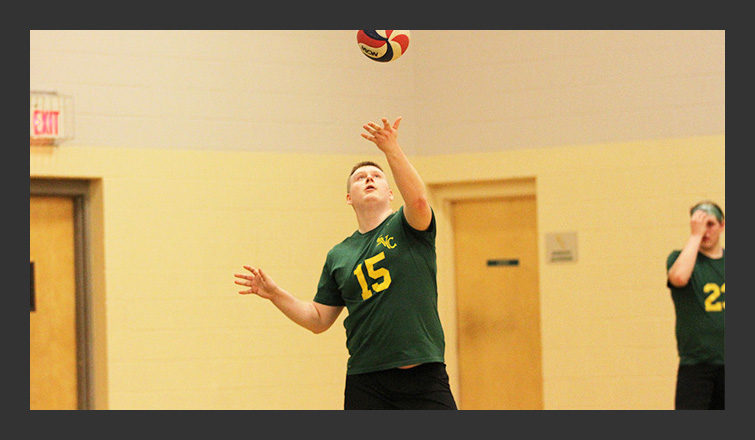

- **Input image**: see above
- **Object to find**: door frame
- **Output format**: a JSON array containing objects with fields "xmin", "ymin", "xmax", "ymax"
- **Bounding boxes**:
[
  {"xmin": 428, "ymin": 177, "xmax": 538, "ymax": 405},
  {"xmin": 30, "ymin": 178, "xmax": 100, "ymax": 409}
]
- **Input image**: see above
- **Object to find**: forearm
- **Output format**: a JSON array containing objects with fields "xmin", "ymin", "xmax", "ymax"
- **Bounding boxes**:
[
  {"xmin": 269, "ymin": 288, "xmax": 330, "ymax": 333},
  {"xmin": 385, "ymin": 147, "xmax": 426, "ymax": 202},
  {"xmin": 668, "ymin": 234, "xmax": 703, "ymax": 287},
  {"xmin": 383, "ymin": 146, "xmax": 431, "ymax": 227}
]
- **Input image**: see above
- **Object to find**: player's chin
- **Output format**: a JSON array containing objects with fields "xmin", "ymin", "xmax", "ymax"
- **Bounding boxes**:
[{"xmin": 355, "ymin": 196, "xmax": 383, "ymax": 207}]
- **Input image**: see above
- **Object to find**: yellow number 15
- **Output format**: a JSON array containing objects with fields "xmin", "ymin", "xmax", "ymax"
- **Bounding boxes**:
[{"xmin": 353, "ymin": 251, "xmax": 392, "ymax": 300}]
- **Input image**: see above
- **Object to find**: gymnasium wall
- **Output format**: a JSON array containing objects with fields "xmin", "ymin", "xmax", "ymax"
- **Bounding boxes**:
[
  {"xmin": 30, "ymin": 30, "xmax": 724, "ymax": 409},
  {"xmin": 31, "ymin": 146, "xmax": 385, "ymax": 409},
  {"xmin": 30, "ymin": 135, "xmax": 724, "ymax": 409},
  {"xmin": 419, "ymin": 136, "xmax": 724, "ymax": 409}
]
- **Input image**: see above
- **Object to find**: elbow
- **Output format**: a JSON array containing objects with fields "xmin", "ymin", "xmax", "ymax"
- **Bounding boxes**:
[
  {"xmin": 310, "ymin": 326, "xmax": 327, "ymax": 335},
  {"xmin": 308, "ymin": 320, "xmax": 332, "ymax": 334},
  {"xmin": 407, "ymin": 196, "xmax": 432, "ymax": 220},
  {"xmin": 310, "ymin": 325, "xmax": 333, "ymax": 335},
  {"xmin": 668, "ymin": 272, "xmax": 689, "ymax": 288},
  {"xmin": 409, "ymin": 194, "xmax": 430, "ymax": 211},
  {"xmin": 308, "ymin": 302, "xmax": 340, "ymax": 334}
]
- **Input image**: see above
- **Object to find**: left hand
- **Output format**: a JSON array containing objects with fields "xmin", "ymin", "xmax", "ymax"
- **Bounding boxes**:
[{"xmin": 361, "ymin": 117, "xmax": 402, "ymax": 152}]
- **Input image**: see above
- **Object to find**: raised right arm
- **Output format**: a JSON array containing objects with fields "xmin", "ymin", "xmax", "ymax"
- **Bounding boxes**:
[{"xmin": 667, "ymin": 210, "xmax": 707, "ymax": 288}]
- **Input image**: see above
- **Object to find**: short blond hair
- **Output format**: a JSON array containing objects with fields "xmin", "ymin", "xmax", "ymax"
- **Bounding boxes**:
[{"xmin": 347, "ymin": 161, "xmax": 384, "ymax": 192}]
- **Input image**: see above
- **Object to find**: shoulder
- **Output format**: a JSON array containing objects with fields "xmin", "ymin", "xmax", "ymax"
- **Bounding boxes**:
[
  {"xmin": 395, "ymin": 206, "xmax": 436, "ymax": 247},
  {"xmin": 666, "ymin": 250, "xmax": 682, "ymax": 267},
  {"xmin": 397, "ymin": 205, "xmax": 435, "ymax": 232},
  {"xmin": 326, "ymin": 231, "xmax": 360, "ymax": 257}
]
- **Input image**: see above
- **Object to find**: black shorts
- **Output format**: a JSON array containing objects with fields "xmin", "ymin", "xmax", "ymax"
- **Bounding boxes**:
[
  {"xmin": 344, "ymin": 362, "xmax": 457, "ymax": 410},
  {"xmin": 675, "ymin": 363, "xmax": 725, "ymax": 410}
]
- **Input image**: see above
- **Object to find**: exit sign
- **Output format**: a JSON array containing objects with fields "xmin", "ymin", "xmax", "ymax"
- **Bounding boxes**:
[{"xmin": 30, "ymin": 91, "xmax": 73, "ymax": 146}]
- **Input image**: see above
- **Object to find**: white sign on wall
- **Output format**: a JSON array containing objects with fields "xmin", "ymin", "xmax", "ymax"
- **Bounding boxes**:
[
  {"xmin": 30, "ymin": 91, "xmax": 74, "ymax": 146},
  {"xmin": 546, "ymin": 231, "xmax": 578, "ymax": 263}
]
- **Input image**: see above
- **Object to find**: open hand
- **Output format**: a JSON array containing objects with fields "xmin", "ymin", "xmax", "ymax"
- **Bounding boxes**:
[
  {"xmin": 361, "ymin": 117, "xmax": 402, "ymax": 152},
  {"xmin": 234, "ymin": 265, "xmax": 278, "ymax": 299}
]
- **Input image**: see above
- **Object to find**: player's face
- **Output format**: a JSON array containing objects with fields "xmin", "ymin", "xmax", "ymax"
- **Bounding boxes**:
[
  {"xmin": 347, "ymin": 166, "xmax": 392, "ymax": 206},
  {"xmin": 700, "ymin": 216, "xmax": 724, "ymax": 251}
]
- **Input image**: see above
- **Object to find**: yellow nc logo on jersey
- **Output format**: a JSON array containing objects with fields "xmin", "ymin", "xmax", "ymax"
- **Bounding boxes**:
[{"xmin": 377, "ymin": 234, "xmax": 397, "ymax": 249}]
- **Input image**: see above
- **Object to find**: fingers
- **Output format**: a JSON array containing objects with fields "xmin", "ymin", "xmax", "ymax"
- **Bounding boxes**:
[
  {"xmin": 236, "ymin": 265, "xmax": 260, "ymax": 294},
  {"xmin": 364, "ymin": 122, "xmax": 380, "ymax": 135},
  {"xmin": 392, "ymin": 116, "xmax": 402, "ymax": 130},
  {"xmin": 691, "ymin": 210, "xmax": 709, "ymax": 224},
  {"xmin": 236, "ymin": 284, "xmax": 253, "ymax": 295},
  {"xmin": 362, "ymin": 117, "xmax": 401, "ymax": 139},
  {"xmin": 381, "ymin": 117, "xmax": 402, "ymax": 130},
  {"xmin": 689, "ymin": 211, "xmax": 709, "ymax": 237},
  {"xmin": 234, "ymin": 273, "xmax": 253, "ymax": 295},
  {"xmin": 361, "ymin": 123, "xmax": 380, "ymax": 143}
]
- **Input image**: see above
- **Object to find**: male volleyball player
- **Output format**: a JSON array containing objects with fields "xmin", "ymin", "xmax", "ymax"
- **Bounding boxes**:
[
  {"xmin": 235, "ymin": 117, "xmax": 457, "ymax": 410},
  {"xmin": 666, "ymin": 201, "xmax": 725, "ymax": 409}
]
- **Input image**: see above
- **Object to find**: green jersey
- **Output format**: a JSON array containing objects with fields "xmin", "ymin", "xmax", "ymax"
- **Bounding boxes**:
[
  {"xmin": 314, "ymin": 206, "xmax": 446, "ymax": 375},
  {"xmin": 666, "ymin": 250, "xmax": 725, "ymax": 365}
]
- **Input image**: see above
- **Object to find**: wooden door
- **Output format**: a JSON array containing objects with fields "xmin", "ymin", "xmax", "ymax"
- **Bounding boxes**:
[
  {"xmin": 30, "ymin": 196, "xmax": 78, "ymax": 410},
  {"xmin": 453, "ymin": 196, "xmax": 543, "ymax": 409}
]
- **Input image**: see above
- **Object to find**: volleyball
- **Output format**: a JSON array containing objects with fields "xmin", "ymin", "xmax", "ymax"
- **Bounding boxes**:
[{"xmin": 357, "ymin": 30, "xmax": 411, "ymax": 62}]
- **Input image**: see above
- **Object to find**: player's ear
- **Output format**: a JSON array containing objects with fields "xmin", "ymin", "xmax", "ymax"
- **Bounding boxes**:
[{"xmin": 346, "ymin": 193, "xmax": 353, "ymax": 206}]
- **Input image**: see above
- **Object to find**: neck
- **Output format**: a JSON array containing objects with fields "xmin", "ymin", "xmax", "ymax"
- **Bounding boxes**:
[
  {"xmin": 354, "ymin": 205, "xmax": 393, "ymax": 233},
  {"xmin": 700, "ymin": 245, "xmax": 724, "ymax": 259}
]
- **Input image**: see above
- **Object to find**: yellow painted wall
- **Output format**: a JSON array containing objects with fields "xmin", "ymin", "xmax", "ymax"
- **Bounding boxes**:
[
  {"xmin": 419, "ymin": 135, "xmax": 725, "ymax": 410},
  {"xmin": 31, "ymin": 145, "xmax": 384, "ymax": 409},
  {"xmin": 30, "ymin": 134, "xmax": 723, "ymax": 409}
]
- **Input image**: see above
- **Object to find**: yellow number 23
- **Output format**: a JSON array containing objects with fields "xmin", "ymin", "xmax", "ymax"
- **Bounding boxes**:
[{"xmin": 704, "ymin": 282, "xmax": 725, "ymax": 312}]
